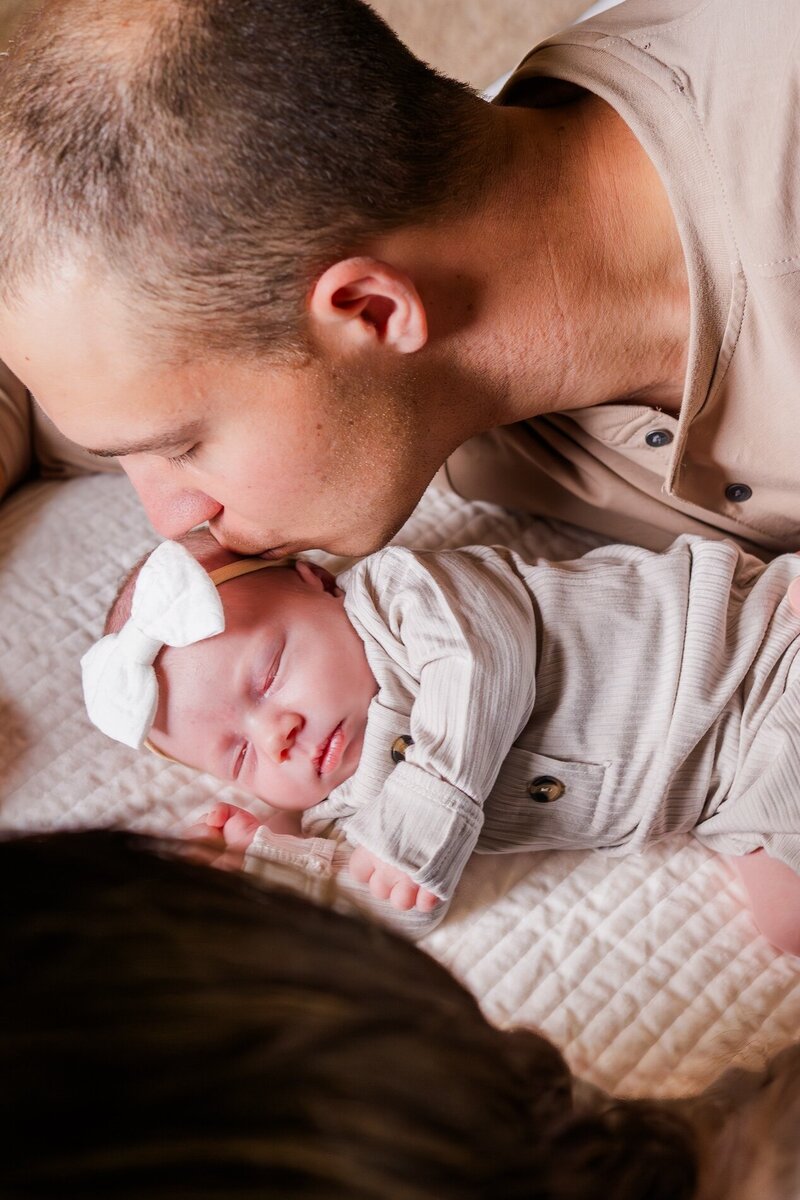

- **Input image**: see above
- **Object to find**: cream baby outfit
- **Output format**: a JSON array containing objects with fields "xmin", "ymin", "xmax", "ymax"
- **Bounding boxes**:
[{"xmin": 245, "ymin": 538, "xmax": 800, "ymax": 934}]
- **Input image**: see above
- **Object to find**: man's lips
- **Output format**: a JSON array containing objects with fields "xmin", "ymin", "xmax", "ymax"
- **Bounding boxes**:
[{"xmin": 315, "ymin": 722, "xmax": 345, "ymax": 777}]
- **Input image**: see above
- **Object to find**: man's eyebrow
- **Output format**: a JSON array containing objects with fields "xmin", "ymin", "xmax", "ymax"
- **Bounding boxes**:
[{"xmin": 84, "ymin": 422, "xmax": 203, "ymax": 460}]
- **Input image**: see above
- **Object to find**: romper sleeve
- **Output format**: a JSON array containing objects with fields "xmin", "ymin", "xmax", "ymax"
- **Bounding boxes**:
[
  {"xmin": 243, "ymin": 823, "xmax": 339, "ymax": 904},
  {"xmin": 343, "ymin": 546, "xmax": 538, "ymax": 901}
]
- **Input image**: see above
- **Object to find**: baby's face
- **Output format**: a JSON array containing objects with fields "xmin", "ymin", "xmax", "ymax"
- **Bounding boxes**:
[{"xmin": 150, "ymin": 561, "xmax": 377, "ymax": 810}]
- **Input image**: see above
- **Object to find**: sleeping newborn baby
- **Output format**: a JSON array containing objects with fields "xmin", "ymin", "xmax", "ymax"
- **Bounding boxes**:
[{"xmin": 83, "ymin": 529, "xmax": 800, "ymax": 948}]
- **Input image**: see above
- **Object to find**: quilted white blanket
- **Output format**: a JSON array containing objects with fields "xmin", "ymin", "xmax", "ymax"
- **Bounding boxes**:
[{"xmin": 2, "ymin": 474, "xmax": 799, "ymax": 1097}]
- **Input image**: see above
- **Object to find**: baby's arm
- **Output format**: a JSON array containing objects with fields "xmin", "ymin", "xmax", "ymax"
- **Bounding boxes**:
[
  {"xmin": 731, "ymin": 851, "xmax": 800, "ymax": 956},
  {"xmin": 190, "ymin": 804, "xmax": 438, "ymax": 912},
  {"xmin": 186, "ymin": 803, "xmax": 448, "ymax": 933},
  {"xmin": 344, "ymin": 546, "xmax": 538, "ymax": 905}
]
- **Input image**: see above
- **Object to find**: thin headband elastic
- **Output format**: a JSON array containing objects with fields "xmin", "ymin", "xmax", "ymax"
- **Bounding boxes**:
[{"xmin": 208, "ymin": 555, "xmax": 296, "ymax": 587}]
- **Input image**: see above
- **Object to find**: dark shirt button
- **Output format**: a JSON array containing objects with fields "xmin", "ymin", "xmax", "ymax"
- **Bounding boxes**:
[
  {"xmin": 645, "ymin": 429, "xmax": 673, "ymax": 448},
  {"xmin": 391, "ymin": 735, "xmax": 414, "ymax": 764},
  {"xmin": 725, "ymin": 482, "xmax": 752, "ymax": 503},
  {"xmin": 527, "ymin": 775, "xmax": 565, "ymax": 803}
]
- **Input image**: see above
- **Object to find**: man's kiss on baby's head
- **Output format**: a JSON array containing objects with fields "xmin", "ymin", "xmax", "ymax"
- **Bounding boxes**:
[{"xmin": 93, "ymin": 530, "xmax": 378, "ymax": 811}]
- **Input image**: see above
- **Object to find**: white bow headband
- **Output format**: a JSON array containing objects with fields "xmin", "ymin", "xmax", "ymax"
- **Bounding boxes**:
[{"xmin": 81, "ymin": 540, "xmax": 290, "ymax": 750}]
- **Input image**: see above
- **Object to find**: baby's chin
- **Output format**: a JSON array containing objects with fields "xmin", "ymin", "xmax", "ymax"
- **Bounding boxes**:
[{"xmin": 246, "ymin": 766, "xmax": 358, "ymax": 815}]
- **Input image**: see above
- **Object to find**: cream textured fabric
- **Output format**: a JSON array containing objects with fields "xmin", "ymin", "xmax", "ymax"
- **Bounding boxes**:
[{"xmin": 448, "ymin": 0, "xmax": 800, "ymax": 557}]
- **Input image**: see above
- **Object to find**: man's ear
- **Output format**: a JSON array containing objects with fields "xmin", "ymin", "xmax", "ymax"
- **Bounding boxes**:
[
  {"xmin": 308, "ymin": 257, "xmax": 427, "ymax": 354},
  {"xmin": 294, "ymin": 559, "xmax": 342, "ymax": 597}
]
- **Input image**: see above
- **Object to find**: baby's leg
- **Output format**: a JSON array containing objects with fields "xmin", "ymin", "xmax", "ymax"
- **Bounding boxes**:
[{"xmin": 731, "ymin": 850, "xmax": 800, "ymax": 955}]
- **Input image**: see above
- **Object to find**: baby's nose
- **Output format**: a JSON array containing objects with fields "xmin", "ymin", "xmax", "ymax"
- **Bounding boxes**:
[{"xmin": 264, "ymin": 712, "xmax": 303, "ymax": 764}]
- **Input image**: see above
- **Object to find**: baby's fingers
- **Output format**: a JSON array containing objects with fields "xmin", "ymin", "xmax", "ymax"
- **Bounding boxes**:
[
  {"xmin": 368, "ymin": 870, "xmax": 395, "ymax": 902},
  {"xmin": 347, "ymin": 848, "xmax": 435, "ymax": 912},
  {"xmin": 184, "ymin": 814, "xmax": 223, "ymax": 843},
  {"xmin": 348, "ymin": 845, "xmax": 377, "ymax": 885},
  {"xmin": 222, "ymin": 810, "xmax": 260, "ymax": 852},
  {"xmin": 389, "ymin": 878, "xmax": 420, "ymax": 911},
  {"xmin": 205, "ymin": 802, "xmax": 235, "ymax": 831},
  {"xmin": 415, "ymin": 888, "xmax": 439, "ymax": 913}
]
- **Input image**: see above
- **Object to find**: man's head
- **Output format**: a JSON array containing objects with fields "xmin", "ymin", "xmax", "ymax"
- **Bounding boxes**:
[
  {"xmin": 0, "ymin": 0, "xmax": 488, "ymax": 554},
  {"xmin": 104, "ymin": 531, "xmax": 376, "ymax": 808}
]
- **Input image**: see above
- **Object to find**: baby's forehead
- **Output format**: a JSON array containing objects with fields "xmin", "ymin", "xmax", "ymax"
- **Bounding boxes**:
[
  {"xmin": 153, "ymin": 626, "xmax": 241, "ymax": 739},
  {"xmin": 214, "ymin": 560, "xmax": 299, "ymax": 620},
  {"xmin": 157, "ymin": 552, "xmax": 302, "ymax": 665},
  {"xmin": 158, "ymin": 565, "xmax": 285, "ymax": 669}
]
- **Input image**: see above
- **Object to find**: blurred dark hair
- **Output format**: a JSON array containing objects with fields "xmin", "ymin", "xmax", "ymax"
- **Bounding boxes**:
[
  {"xmin": 0, "ymin": 0, "xmax": 487, "ymax": 359},
  {"xmin": 1, "ymin": 830, "xmax": 697, "ymax": 1198}
]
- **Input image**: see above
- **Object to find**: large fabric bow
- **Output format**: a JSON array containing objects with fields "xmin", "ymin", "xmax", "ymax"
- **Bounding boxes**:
[{"xmin": 81, "ymin": 540, "xmax": 225, "ymax": 749}]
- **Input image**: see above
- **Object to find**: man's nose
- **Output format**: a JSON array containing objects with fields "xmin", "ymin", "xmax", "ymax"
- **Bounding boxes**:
[
  {"xmin": 259, "ymin": 711, "xmax": 303, "ymax": 765},
  {"xmin": 121, "ymin": 458, "xmax": 223, "ymax": 538}
]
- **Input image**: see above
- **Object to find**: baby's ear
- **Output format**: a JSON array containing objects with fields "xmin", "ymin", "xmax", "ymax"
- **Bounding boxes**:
[{"xmin": 294, "ymin": 559, "xmax": 342, "ymax": 597}]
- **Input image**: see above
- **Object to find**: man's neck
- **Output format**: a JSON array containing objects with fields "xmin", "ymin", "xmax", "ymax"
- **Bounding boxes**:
[
  {"xmin": 376, "ymin": 94, "xmax": 690, "ymax": 439},
  {"xmin": 531, "ymin": 92, "xmax": 690, "ymax": 417}
]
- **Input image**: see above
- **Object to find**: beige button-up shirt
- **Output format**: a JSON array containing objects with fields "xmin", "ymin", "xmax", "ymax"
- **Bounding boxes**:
[
  {"xmin": 245, "ymin": 540, "xmax": 800, "ymax": 935},
  {"xmin": 446, "ymin": 0, "xmax": 800, "ymax": 557}
]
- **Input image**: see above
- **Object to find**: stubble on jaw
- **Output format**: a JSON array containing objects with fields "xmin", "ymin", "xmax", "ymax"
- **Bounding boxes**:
[{"xmin": 316, "ymin": 356, "xmax": 440, "ymax": 553}]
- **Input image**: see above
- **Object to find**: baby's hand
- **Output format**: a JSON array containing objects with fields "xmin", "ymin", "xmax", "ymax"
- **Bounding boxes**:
[
  {"xmin": 348, "ymin": 844, "xmax": 439, "ymax": 912},
  {"xmin": 185, "ymin": 802, "xmax": 262, "ymax": 860}
]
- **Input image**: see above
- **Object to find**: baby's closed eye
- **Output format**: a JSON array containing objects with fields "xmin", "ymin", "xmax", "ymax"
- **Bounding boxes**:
[
  {"xmin": 254, "ymin": 640, "xmax": 283, "ymax": 699},
  {"xmin": 233, "ymin": 741, "xmax": 250, "ymax": 780}
]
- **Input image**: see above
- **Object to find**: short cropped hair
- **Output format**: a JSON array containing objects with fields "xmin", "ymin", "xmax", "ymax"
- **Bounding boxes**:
[
  {"xmin": 0, "ymin": 0, "xmax": 486, "ymax": 358},
  {"xmin": 1, "ymin": 830, "xmax": 698, "ymax": 1198}
]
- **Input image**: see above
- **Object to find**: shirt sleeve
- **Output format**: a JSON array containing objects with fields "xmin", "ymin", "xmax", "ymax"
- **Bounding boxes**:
[{"xmin": 344, "ymin": 546, "xmax": 538, "ymax": 900}]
